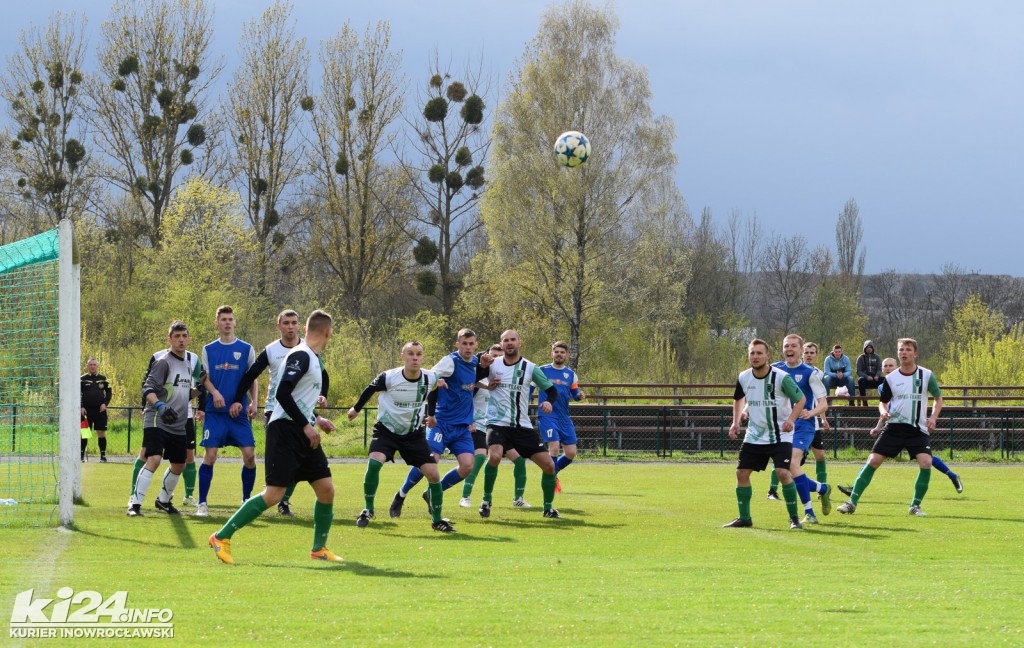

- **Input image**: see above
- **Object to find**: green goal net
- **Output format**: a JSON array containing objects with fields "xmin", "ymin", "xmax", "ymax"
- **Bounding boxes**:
[{"xmin": 0, "ymin": 223, "xmax": 79, "ymax": 526}]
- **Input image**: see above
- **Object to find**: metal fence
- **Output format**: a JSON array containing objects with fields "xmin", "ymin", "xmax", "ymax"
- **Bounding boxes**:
[{"xmin": 69, "ymin": 403, "xmax": 1023, "ymax": 462}]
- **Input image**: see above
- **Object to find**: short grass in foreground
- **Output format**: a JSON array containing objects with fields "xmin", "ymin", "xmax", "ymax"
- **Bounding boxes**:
[{"xmin": 2, "ymin": 462, "xmax": 1023, "ymax": 645}]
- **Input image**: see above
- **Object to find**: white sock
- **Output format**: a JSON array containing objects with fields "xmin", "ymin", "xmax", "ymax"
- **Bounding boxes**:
[
  {"xmin": 158, "ymin": 468, "xmax": 180, "ymax": 504},
  {"xmin": 133, "ymin": 468, "xmax": 154, "ymax": 506}
]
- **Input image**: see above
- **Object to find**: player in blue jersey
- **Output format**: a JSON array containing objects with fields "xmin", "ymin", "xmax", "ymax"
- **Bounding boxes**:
[
  {"xmin": 837, "ymin": 356, "xmax": 962, "ymax": 497},
  {"xmin": 537, "ymin": 341, "xmax": 586, "ymax": 491},
  {"xmin": 770, "ymin": 334, "xmax": 832, "ymax": 523},
  {"xmin": 196, "ymin": 305, "xmax": 258, "ymax": 517},
  {"xmin": 388, "ymin": 329, "xmax": 494, "ymax": 517}
]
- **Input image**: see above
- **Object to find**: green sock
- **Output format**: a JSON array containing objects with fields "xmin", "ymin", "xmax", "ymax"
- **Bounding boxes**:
[
  {"xmin": 428, "ymin": 481, "xmax": 443, "ymax": 523},
  {"xmin": 183, "ymin": 462, "xmax": 196, "ymax": 498},
  {"xmin": 216, "ymin": 495, "xmax": 269, "ymax": 540},
  {"xmin": 912, "ymin": 467, "xmax": 931, "ymax": 507},
  {"xmin": 283, "ymin": 481, "xmax": 297, "ymax": 505},
  {"xmin": 130, "ymin": 458, "xmax": 144, "ymax": 498},
  {"xmin": 462, "ymin": 453, "xmax": 487, "ymax": 498},
  {"xmin": 541, "ymin": 472, "xmax": 556, "ymax": 511},
  {"xmin": 736, "ymin": 486, "xmax": 752, "ymax": 521},
  {"xmin": 815, "ymin": 458, "xmax": 827, "ymax": 484},
  {"xmin": 363, "ymin": 458, "xmax": 383, "ymax": 511},
  {"xmin": 769, "ymin": 470, "xmax": 779, "ymax": 491},
  {"xmin": 850, "ymin": 463, "xmax": 876, "ymax": 505},
  {"xmin": 781, "ymin": 482, "xmax": 799, "ymax": 518},
  {"xmin": 513, "ymin": 457, "xmax": 527, "ymax": 499},
  {"xmin": 483, "ymin": 462, "xmax": 498, "ymax": 503},
  {"xmin": 311, "ymin": 501, "xmax": 333, "ymax": 551}
]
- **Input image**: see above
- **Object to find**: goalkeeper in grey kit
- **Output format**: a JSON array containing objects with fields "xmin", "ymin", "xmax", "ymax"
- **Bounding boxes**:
[{"xmin": 127, "ymin": 320, "xmax": 197, "ymax": 517}]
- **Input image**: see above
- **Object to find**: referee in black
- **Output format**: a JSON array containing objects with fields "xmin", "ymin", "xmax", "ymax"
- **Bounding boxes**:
[{"xmin": 81, "ymin": 358, "xmax": 113, "ymax": 462}]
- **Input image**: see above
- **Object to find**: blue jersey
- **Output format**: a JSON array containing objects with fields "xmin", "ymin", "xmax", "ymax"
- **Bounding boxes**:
[
  {"xmin": 772, "ymin": 361, "xmax": 825, "ymax": 434},
  {"xmin": 536, "ymin": 364, "xmax": 581, "ymax": 421},
  {"xmin": 202, "ymin": 338, "xmax": 256, "ymax": 414},
  {"xmin": 431, "ymin": 352, "xmax": 479, "ymax": 426}
]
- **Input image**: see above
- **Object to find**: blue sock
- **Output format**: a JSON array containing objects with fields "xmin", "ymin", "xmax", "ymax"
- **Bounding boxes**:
[
  {"xmin": 241, "ymin": 465, "xmax": 257, "ymax": 500},
  {"xmin": 198, "ymin": 463, "xmax": 213, "ymax": 504},
  {"xmin": 794, "ymin": 474, "xmax": 812, "ymax": 506},
  {"xmin": 931, "ymin": 456, "xmax": 952, "ymax": 476},
  {"xmin": 400, "ymin": 467, "xmax": 424, "ymax": 497},
  {"xmin": 440, "ymin": 467, "xmax": 464, "ymax": 491},
  {"xmin": 555, "ymin": 454, "xmax": 573, "ymax": 473}
]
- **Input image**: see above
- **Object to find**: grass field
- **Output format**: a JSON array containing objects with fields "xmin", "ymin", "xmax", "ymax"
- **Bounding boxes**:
[{"xmin": 2, "ymin": 461, "xmax": 1023, "ymax": 646}]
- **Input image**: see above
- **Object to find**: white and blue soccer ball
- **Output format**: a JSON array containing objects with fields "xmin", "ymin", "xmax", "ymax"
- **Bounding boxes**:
[{"xmin": 553, "ymin": 130, "xmax": 591, "ymax": 168}]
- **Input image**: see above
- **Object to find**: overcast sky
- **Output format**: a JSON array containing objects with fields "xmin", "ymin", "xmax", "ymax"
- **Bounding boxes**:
[{"xmin": 4, "ymin": 1, "xmax": 1020, "ymax": 275}]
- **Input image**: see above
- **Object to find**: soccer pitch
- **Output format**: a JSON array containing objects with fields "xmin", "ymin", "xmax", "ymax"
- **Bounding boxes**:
[{"xmin": 2, "ymin": 462, "xmax": 1022, "ymax": 645}]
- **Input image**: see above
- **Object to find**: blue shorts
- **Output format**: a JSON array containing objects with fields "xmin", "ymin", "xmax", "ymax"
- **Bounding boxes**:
[
  {"xmin": 792, "ymin": 419, "xmax": 815, "ymax": 453},
  {"xmin": 426, "ymin": 422, "xmax": 475, "ymax": 457},
  {"xmin": 538, "ymin": 416, "xmax": 577, "ymax": 446},
  {"xmin": 200, "ymin": 411, "xmax": 255, "ymax": 449}
]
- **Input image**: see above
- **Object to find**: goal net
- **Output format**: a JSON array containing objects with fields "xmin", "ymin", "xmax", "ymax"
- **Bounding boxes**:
[{"xmin": 0, "ymin": 220, "xmax": 79, "ymax": 526}]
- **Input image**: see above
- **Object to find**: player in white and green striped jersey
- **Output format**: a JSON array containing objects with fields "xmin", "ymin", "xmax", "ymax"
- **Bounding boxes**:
[
  {"xmin": 837, "ymin": 338, "xmax": 943, "ymax": 517},
  {"xmin": 724, "ymin": 339, "xmax": 806, "ymax": 530},
  {"xmin": 479, "ymin": 330, "xmax": 562, "ymax": 519}
]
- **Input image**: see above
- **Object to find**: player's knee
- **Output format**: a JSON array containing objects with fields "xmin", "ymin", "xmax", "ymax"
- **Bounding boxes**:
[{"xmin": 564, "ymin": 447, "xmax": 576, "ymax": 460}]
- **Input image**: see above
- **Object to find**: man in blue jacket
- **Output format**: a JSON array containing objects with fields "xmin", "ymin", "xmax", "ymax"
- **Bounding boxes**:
[{"xmin": 823, "ymin": 345, "xmax": 855, "ymax": 406}]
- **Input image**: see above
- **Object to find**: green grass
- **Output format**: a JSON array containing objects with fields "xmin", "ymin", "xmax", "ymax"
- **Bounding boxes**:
[{"xmin": 2, "ymin": 462, "xmax": 1023, "ymax": 645}]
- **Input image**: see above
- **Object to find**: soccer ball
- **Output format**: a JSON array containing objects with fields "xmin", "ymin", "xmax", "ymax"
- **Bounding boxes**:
[{"xmin": 553, "ymin": 131, "xmax": 590, "ymax": 168}]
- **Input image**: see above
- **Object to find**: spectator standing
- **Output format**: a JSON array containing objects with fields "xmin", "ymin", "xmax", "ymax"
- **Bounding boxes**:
[{"xmin": 81, "ymin": 358, "xmax": 112, "ymax": 462}]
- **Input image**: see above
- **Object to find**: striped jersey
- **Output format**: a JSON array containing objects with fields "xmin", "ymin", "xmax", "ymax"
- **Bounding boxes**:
[
  {"xmin": 473, "ymin": 383, "xmax": 488, "ymax": 428},
  {"xmin": 202, "ymin": 338, "xmax": 256, "ymax": 414},
  {"xmin": 734, "ymin": 366, "xmax": 803, "ymax": 444},
  {"xmin": 486, "ymin": 357, "xmax": 554, "ymax": 429},
  {"xmin": 142, "ymin": 350, "xmax": 195, "ymax": 435},
  {"xmin": 261, "ymin": 339, "xmax": 301, "ymax": 412},
  {"xmin": 772, "ymin": 361, "xmax": 826, "ymax": 434},
  {"xmin": 364, "ymin": 368, "xmax": 438, "ymax": 436},
  {"xmin": 145, "ymin": 350, "xmax": 201, "ymax": 418},
  {"xmin": 431, "ymin": 352, "xmax": 479, "ymax": 425},
  {"xmin": 269, "ymin": 343, "xmax": 322, "ymax": 426},
  {"xmin": 537, "ymin": 364, "xmax": 581, "ymax": 421},
  {"xmin": 879, "ymin": 365, "xmax": 941, "ymax": 434},
  {"xmin": 811, "ymin": 366, "xmax": 827, "ymax": 430}
]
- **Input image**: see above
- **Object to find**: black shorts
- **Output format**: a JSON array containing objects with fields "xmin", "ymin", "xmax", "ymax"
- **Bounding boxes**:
[
  {"xmin": 871, "ymin": 423, "xmax": 932, "ymax": 459},
  {"xmin": 185, "ymin": 418, "xmax": 196, "ymax": 450},
  {"xmin": 264, "ymin": 411, "xmax": 272, "ymax": 427},
  {"xmin": 811, "ymin": 429, "xmax": 824, "ymax": 450},
  {"xmin": 471, "ymin": 429, "xmax": 487, "ymax": 451},
  {"xmin": 264, "ymin": 419, "xmax": 332, "ymax": 487},
  {"xmin": 368, "ymin": 423, "xmax": 437, "ymax": 467},
  {"xmin": 737, "ymin": 442, "xmax": 793, "ymax": 472},
  {"xmin": 84, "ymin": 408, "xmax": 108, "ymax": 431},
  {"xmin": 141, "ymin": 426, "xmax": 187, "ymax": 464},
  {"xmin": 486, "ymin": 425, "xmax": 547, "ymax": 460}
]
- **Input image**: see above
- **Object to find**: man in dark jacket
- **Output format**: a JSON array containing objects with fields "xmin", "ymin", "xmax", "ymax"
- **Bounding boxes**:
[{"xmin": 856, "ymin": 340, "xmax": 882, "ymax": 406}]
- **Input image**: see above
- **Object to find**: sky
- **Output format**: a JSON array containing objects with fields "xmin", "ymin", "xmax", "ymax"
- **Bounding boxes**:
[{"xmin": 3, "ymin": 1, "xmax": 1021, "ymax": 275}]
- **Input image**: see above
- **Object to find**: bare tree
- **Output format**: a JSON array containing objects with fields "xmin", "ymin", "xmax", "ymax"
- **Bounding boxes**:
[
  {"xmin": 932, "ymin": 262, "xmax": 969, "ymax": 323},
  {"xmin": 835, "ymin": 198, "xmax": 866, "ymax": 287},
  {"xmin": 1, "ymin": 13, "xmax": 91, "ymax": 227},
  {"xmin": 306, "ymin": 21, "xmax": 408, "ymax": 320},
  {"xmin": 86, "ymin": 0, "xmax": 221, "ymax": 245},
  {"xmin": 226, "ymin": 0, "xmax": 310, "ymax": 292},
  {"xmin": 399, "ymin": 54, "xmax": 491, "ymax": 315},
  {"xmin": 757, "ymin": 234, "xmax": 816, "ymax": 336}
]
